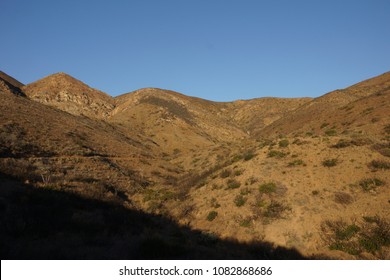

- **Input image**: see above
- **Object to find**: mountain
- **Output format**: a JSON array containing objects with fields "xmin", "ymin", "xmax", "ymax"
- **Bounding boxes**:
[
  {"xmin": 23, "ymin": 73, "xmax": 115, "ymax": 119},
  {"xmin": 0, "ymin": 70, "xmax": 389, "ymax": 260}
]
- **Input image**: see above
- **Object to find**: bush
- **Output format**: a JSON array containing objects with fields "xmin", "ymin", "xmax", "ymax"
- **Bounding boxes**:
[
  {"xmin": 278, "ymin": 139, "xmax": 289, "ymax": 148},
  {"xmin": 263, "ymin": 200, "xmax": 290, "ymax": 219},
  {"xmin": 206, "ymin": 211, "xmax": 218, "ymax": 221},
  {"xmin": 239, "ymin": 217, "xmax": 252, "ymax": 227},
  {"xmin": 322, "ymin": 158, "xmax": 338, "ymax": 167},
  {"xmin": 321, "ymin": 217, "xmax": 390, "ymax": 256},
  {"xmin": 267, "ymin": 150, "xmax": 287, "ymax": 158},
  {"xmin": 334, "ymin": 192, "xmax": 354, "ymax": 204},
  {"xmin": 369, "ymin": 160, "xmax": 390, "ymax": 170},
  {"xmin": 243, "ymin": 151, "xmax": 256, "ymax": 161},
  {"xmin": 372, "ymin": 143, "xmax": 390, "ymax": 158},
  {"xmin": 331, "ymin": 139, "xmax": 352, "ymax": 149},
  {"xmin": 358, "ymin": 178, "xmax": 385, "ymax": 191},
  {"xmin": 288, "ymin": 159, "xmax": 305, "ymax": 167},
  {"xmin": 259, "ymin": 182, "xmax": 277, "ymax": 194},
  {"xmin": 234, "ymin": 195, "xmax": 246, "ymax": 207},
  {"xmin": 226, "ymin": 179, "xmax": 241, "ymax": 190},
  {"xmin": 325, "ymin": 129, "xmax": 337, "ymax": 136},
  {"xmin": 220, "ymin": 169, "xmax": 231, "ymax": 178}
]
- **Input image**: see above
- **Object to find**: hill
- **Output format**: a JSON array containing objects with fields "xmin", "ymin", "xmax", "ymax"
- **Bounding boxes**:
[
  {"xmin": 0, "ymin": 70, "xmax": 389, "ymax": 260},
  {"xmin": 23, "ymin": 73, "xmax": 115, "ymax": 119},
  {"xmin": 259, "ymin": 71, "xmax": 390, "ymax": 138}
]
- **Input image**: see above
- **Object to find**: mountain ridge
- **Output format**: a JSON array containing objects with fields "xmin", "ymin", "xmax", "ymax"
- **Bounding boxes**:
[{"xmin": 1, "ymin": 69, "xmax": 389, "ymax": 260}]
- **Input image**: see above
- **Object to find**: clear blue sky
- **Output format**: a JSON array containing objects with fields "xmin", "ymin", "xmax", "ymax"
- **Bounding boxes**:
[{"xmin": 1, "ymin": 0, "xmax": 389, "ymax": 101}]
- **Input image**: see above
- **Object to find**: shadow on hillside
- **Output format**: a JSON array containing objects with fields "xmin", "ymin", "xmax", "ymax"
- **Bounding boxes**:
[{"xmin": 0, "ymin": 172, "xmax": 308, "ymax": 260}]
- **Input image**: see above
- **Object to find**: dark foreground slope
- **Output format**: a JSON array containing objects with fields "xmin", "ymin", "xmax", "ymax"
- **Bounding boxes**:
[{"xmin": 0, "ymin": 172, "xmax": 307, "ymax": 259}]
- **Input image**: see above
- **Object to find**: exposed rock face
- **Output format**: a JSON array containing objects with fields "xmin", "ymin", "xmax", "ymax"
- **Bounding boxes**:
[{"xmin": 23, "ymin": 72, "xmax": 115, "ymax": 119}]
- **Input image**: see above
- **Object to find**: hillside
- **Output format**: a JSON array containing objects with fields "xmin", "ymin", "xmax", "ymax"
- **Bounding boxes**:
[
  {"xmin": 23, "ymin": 73, "xmax": 115, "ymax": 119},
  {"xmin": 260, "ymin": 72, "xmax": 390, "ymax": 138},
  {"xmin": 1, "ymin": 70, "xmax": 389, "ymax": 260},
  {"xmin": 111, "ymin": 88, "xmax": 248, "ymax": 156},
  {"xmin": 0, "ymin": 71, "xmax": 25, "ymax": 96}
]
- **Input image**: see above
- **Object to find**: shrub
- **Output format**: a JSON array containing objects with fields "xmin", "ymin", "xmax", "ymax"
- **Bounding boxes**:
[
  {"xmin": 334, "ymin": 192, "xmax": 354, "ymax": 204},
  {"xmin": 259, "ymin": 182, "xmax": 277, "ymax": 194},
  {"xmin": 312, "ymin": 190, "xmax": 320, "ymax": 196},
  {"xmin": 369, "ymin": 160, "xmax": 390, "ymax": 170},
  {"xmin": 230, "ymin": 154, "xmax": 243, "ymax": 163},
  {"xmin": 226, "ymin": 179, "xmax": 241, "ymax": 190},
  {"xmin": 243, "ymin": 151, "xmax": 256, "ymax": 161},
  {"xmin": 288, "ymin": 159, "xmax": 305, "ymax": 167},
  {"xmin": 331, "ymin": 139, "xmax": 352, "ymax": 148},
  {"xmin": 358, "ymin": 178, "xmax": 385, "ymax": 191},
  {"xmin": 267, "ymin": 150, "xmax": 287, "ymax": 158},
  {"xmin": 240, "ymin": 188, "xmax": 251, "ymax": 195},
  {"xmin": 220, "ymin": 169, "xmax": 231, "ymax": 178},
  {"xmin": 372, "ymin": 143, "xmax": 390, "ymax": 158},
  {"xmin": 322, "ymin": 158, "xmax": 338, "ymax": 167},
  {"xmin": 336, "ymin": 224, "xmax": 360, "ymax": 240},
  {"xmin": 234, "ymin": 195, "xmax": 246, "ymax": 207},
  {"xmin": 321, "ymin": 217, "xmax": 390, "ymax": 256},
  {"xmin": 206, "ymin": 211, "xmax": 218, "ymax": 221},
  {"xmin": 325, "ymin": 129, "xmax": 337, "ymax": 136},
  {"xmin": 263, "ymin": 200, "xmax": 290, "ymax": 219},
  {"xmin": 239, "ymin": 217, "xmax": 252, "ymax": 227},
  {"xmin": 278, "ymin": 139, "xmax": 289, "ymax": 148}
]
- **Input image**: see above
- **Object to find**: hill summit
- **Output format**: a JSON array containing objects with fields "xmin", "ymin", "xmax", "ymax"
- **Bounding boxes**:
[{"xmin": 23, "ymin": 72, "xmax": 115, "ymax": 119}]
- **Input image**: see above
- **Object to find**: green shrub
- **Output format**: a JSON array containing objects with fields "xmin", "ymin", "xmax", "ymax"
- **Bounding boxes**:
[
  {"xmin": 331, "ymin": 139, "xmax": 352, "ymax": 148},
  {"xmin": 259, "ymin": 182, "xmax": 277, "ymax": 194},
  {"xmin": 239, "ymin": 218, "xmax": 252, "ymax": 227},
  {"xmin": 358, "ymin": 178, "xmax": 385, "ymax": 191},
  {"xmin": 288, "ymin": 159, "xmax": 305, "ymax": 167},
  {"xmin": 226, "ymin": 179, "xmax": 241, "ymax": 190},
  {"xmin": 206, "ymin": 211, "xmax": 218, "ymax": 221},
  {"xmin": 234, "ymin": 195, "xmax": 246, "ymax": 207},
  {"xmin": 322, "ymin": 158, "xmax": 338, "ymax": 167},
  {"xmin": 278, "ymin": 139, "xmax": 289, "ymax": 148},
  {"xmin": 267, "ymin": 150, "xmax": 287, "ymax": 158}
]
